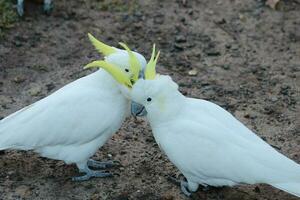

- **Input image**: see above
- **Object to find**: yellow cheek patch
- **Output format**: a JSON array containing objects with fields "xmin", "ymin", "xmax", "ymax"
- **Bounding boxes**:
[
  {"xmin": 88, "ymin": 33, "xmax": 117, "ymax": 56},
  {"xmin": 145, "ymin": 44, "xmax": 160, "ymax": 80},
  {"xmin": 119, "ymin": 42, "xmax": 141, "ymax": 83},
  {"xmin": 84, "ymin": 61, "xmax": 132, "ymax": 88}
]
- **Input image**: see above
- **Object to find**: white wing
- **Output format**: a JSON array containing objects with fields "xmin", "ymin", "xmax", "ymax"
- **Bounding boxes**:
[
  {"xmin": 0, "ymin": 71, "xmax": 128, "ymax": 151},
  {"xmin": 153, "ymin": 98, "xmax": 300, "ymax": 186}
]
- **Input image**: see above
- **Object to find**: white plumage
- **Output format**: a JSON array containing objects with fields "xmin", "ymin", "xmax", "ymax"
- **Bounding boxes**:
[
  {"xmin": 0, "ymin": 39, "xmax": 147, "ymax": 181},
  {"xmin": 131, "ymin": 75, "xmax": 300, "ymax": 197}
]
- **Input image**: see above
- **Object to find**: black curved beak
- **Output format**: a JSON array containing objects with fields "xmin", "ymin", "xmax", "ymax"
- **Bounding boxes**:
[{"xmin": 131, "ymin": 101, "xmax": 147, "ymax": 117}]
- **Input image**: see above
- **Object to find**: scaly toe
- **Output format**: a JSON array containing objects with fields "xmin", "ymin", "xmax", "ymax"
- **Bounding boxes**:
[
  {"xmin": 92, "ymin": 171, "xmax": 113, "ymax": 178},
  {"xmin": 17, "ymin": 5, "xmax": 24, "ymax": 16},
  {"xmin": 43, "ymin": 2, "xmax": 53, "ymax": 14},
  {"xmin": 72, "ymin": 173, "xmax": 91, "ymax": 181},
  {"xmin": 72, "ymin": 170, "xmax": 113, "ymax": 181},
  {"xmin": 181, "ymin": 181, "xmax": 192, "ymax": 197}
]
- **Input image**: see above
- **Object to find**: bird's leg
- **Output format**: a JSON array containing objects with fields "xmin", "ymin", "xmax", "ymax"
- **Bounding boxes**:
[
  {"xmin": 168, "ymin": 176, "xmax": 200, "ymax": 197},
  {"xmin": 17, "ymin": 0, "xmax": 24, "ymax": 16},
  {"xmin": 43, "ymin": 0, "xmax": 53, "ymax": 14},
  {"xmin": 181, "ymin": 181, "xmax": 192, "ymax": 197},
  {"xmin": 168, "ymin": 176, "xmax": 192, "ymax": 196},
  {"xmin": 72, "ymin": 162, "xmax": 113, "ymax": 181},
  {"xmin": 87, "ymin": 159, "xmax": 119, "ymax": 169}
]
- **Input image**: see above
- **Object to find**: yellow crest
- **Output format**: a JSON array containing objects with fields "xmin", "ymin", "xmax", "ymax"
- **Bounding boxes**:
[
  {"xmin": 88, "ymin": 33, "xmax": 117, "ymax": 56},
  {"xmin": 119, "ymin": 42, "xmax": 141, "ymax": 83},
  {"xmin": 145, "ymin": 44, "xmax": 160, "ymax": 80},
  {"xmin": 84, "ymin": 61, "xmax": 132, "ymax": 88}
]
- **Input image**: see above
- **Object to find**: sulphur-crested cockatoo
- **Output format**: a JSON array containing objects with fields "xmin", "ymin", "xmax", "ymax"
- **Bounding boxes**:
[
  {"xmin": 17, "ymin": 0, "xmax": 53, "ymax": 16},
  {"xmin": 0, "ymin": 33, "xmax": 146, "ymax": 181},
  {"xmin": 130, "ymin": 56, "xmax": 300, "ymax": 197}
]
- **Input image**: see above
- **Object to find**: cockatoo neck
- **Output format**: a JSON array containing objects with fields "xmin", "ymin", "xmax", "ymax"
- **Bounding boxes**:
[{"xmin": 147, "ymin": 90, "xmax": 185, "ymax": 126}]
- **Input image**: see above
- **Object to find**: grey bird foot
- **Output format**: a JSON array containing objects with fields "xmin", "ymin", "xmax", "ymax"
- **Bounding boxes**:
[
  {"xmin": 72, "ymin": 169, "xmax": 112, "ymax": 181},
  {"xmin": 87, "ymin": 159, "xmax": 119, "ymax": 169},
  {"xmin": 181, "ymin": 181, "xmax": 192, "ymax": 197},
  {"xmin": 43, "ymin": 0, "xmax": 53, "ymax": 14},
  {"xmin": 167, "ymin": 176, "xmax": 192, "ymax": 196},
  {"xmin": 17, "ymin": 1, "xmax": 24, "ymax": 16}
]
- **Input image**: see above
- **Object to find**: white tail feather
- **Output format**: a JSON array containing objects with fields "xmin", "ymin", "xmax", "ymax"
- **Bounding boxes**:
[{"xmin": 272, "ymin": 183, "xmax": 300, "ymax": 197}]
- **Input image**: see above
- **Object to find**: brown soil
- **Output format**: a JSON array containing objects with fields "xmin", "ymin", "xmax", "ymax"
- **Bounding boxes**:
[{"xmin": 0, "ymin": 0, "xmax": 299, "ymax": 199}]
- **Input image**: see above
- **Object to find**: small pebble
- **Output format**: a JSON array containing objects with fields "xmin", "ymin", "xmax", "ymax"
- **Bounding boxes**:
[
  {"xmin": 188, "ymin": 69, "xmax": 198, "ymax": 76},
  {"xmin": 28, "ymin": 85, "xmax": 42, "ymax": 96},
  {"xmin": 13, "ymin": 76, "xmax": 26, "ymax": 84},
  {"xmin": 175, "ymin": 35, "xmax": 186, "ymax": 43}
]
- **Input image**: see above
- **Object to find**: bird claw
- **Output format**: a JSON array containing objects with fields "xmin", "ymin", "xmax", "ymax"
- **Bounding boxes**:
[
  {"xmin": 43, "ymin": 0, "xmax": 53, "ymax": 14},
  {"xmin": 72, "ymin": 170, "xmax": 113, "ymax": 181},
  {"xmin": 167, "ymin": 175, "xmax": 198, "ymax": 197},
  {"xmin": 17, "ymin": 0, "xmax": 52, "ymax": 16},
  {"xmin": 17, "ymin": 4, "xmax": 24, "ymax": 16},
  {"xmin": 87, "ymin": 159, "xmax": 120, "ymax": 169},
  {"xmin": 181, "ymin": 181, "xmax": 192, "ymax": 197}
]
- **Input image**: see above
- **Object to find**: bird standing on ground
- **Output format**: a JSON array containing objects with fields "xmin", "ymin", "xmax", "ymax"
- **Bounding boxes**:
[
  {"xmin": 17, "ymin": 0, "xmax": 53, "ymax": 16},
  {"xmin": 129, "ymin": 55, "xmax": 300, "ymax": 198},
  {"xmin": 0, "ymin": 34, "xmax": 146, "ymax": 181}
]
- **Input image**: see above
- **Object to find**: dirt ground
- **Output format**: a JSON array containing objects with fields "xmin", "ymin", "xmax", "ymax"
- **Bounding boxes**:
[{"xmin": 0, "ymin": 0, "xmax": 299, "ymax": 199}]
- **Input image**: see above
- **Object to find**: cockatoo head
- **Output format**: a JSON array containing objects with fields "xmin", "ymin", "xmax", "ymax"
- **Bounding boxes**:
[
  {"xmin": 129, "ymin": 48, "xmax": 183, "ymax": 122},
  {"xmin": 84, "ymin": 33, "xmax": 147, "ymax": 97},
  {"xmin": 131, "ymin": 75, "xmax": 181, "ymax": 121}
]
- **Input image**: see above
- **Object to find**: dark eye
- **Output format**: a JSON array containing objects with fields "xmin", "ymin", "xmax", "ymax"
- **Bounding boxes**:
[
  {"xmin": 125, "ymin": 68, "xmax": 129, "ymax": 72},
  {"xmin": 147, "ymin": 97, "xmax": 152, "ymax": 102}
]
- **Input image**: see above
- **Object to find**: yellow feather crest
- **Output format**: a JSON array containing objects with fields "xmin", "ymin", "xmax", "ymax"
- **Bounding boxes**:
[
  {"xmin": 145, "ymin": 44, "xmax": 160, "ymax": 80},
  {"xmin": 84, "ymin": 61, "xmax": 132, "ymax": 88},
  {"xmin": 88, "ymin": 33, "xmax": 117, "ymax": 56},
  {"xmin": 119, "ymin": 42, "xmax": 141, "ymax": 83}
]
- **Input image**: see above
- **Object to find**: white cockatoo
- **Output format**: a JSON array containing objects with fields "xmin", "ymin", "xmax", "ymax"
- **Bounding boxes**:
[
  {"xmin": 0, "ymin": 33, "xmax": 146, "ymax": 181},
  {"xmin": 17, "ymin": 0, "xmax": 53, "ymax": 16},
  {"xmin": 129, "ymin": 55, "xmax": 300, "ymax": 197}
]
